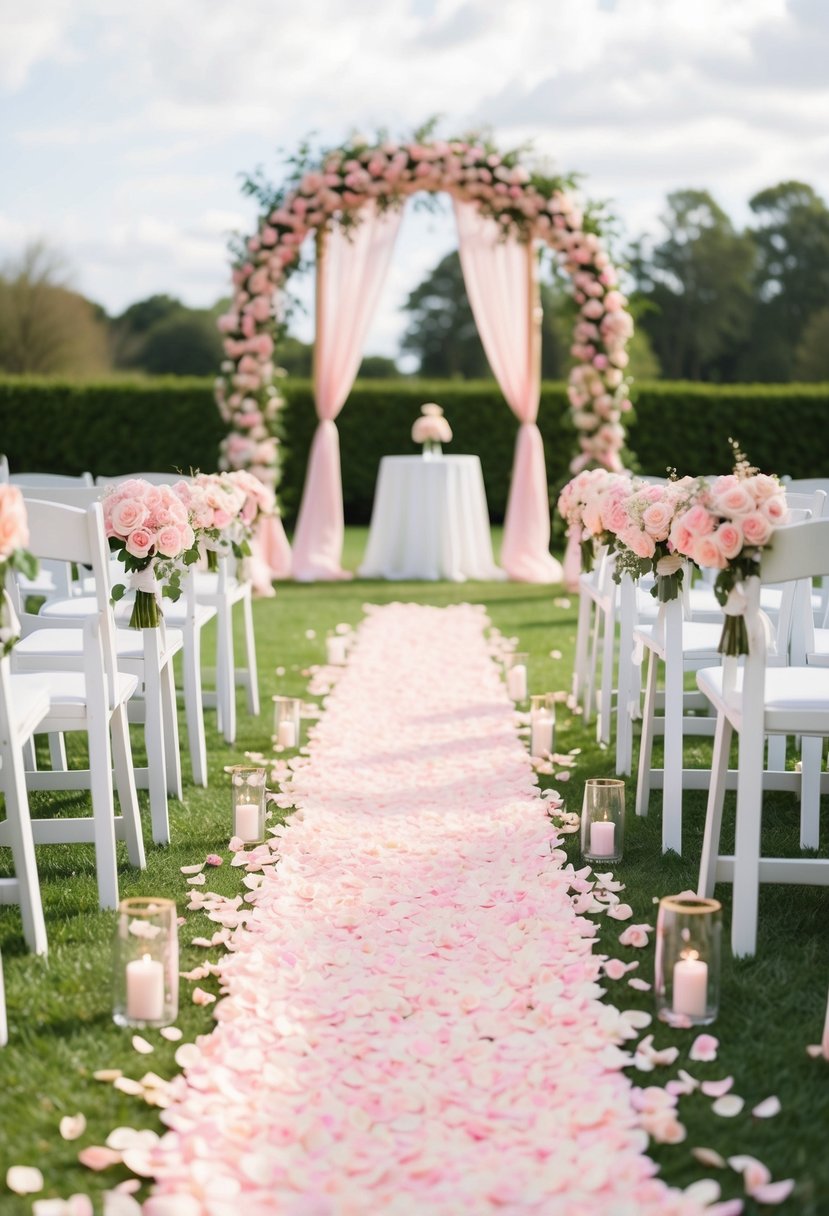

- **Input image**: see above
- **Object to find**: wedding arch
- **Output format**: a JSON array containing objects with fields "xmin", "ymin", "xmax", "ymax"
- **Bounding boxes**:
[{"xmin": 215, "ymin": 130, "xmax": 634, "ymax": 584}]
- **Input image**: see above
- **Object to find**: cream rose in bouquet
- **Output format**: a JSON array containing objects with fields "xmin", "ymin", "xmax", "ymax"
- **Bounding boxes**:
[
  {"xmin": 0, "ymin": 484, "xmax": 37, "ymax": 653},
  {"xmin": 102, "ymin": 480, "xmax": 198, "ymax": 628},
  {"xmin": 669, "ymin": 461, "xmax": 788, "ymax": 654}
]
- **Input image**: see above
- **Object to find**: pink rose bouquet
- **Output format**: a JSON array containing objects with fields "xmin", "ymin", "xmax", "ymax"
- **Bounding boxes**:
[
  {"xmin": 557, "ymin": 468, "xmax": 631, "ymax": 572},
  {"xmin": 102, "ymin": 480, "xmax": 197, "ymax": 628},
  {"xmin": 412, "ymin": 402, "xmax": 452, "ymax": 452},
  {"xmin": 0, "ymin": 484, "xmax": 37, "ymax": 654},
  {"xmin": 603, "ymin": 476, "xmax": 706, "ymax": 601},
  {"xmin": 670, "ymin": 465, "xmax": 788, "ymax": 654}
]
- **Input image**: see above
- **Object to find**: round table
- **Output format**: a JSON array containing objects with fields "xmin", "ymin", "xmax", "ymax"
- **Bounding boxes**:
[{"xmin": 358, "ymin": 454, "xmax": 504, "ymax": 582}]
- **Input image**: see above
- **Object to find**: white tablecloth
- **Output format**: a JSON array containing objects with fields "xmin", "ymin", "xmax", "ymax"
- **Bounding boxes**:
[{"xmin": 358, "ymin": 454, "xmax": 504, "ymax": 582}]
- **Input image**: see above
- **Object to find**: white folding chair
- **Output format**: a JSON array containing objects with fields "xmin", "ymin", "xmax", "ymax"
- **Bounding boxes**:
[
  {"xmin": 8, "ymin": 471, "xmax": 94, "ymax": 605},
  {"xmin": 7, "ymin": 499, "xmax": 146, "ymax": 908},
  {"xmin": 697, "ymin": 517, "xmax": 829, "ymax": 957},
  {"xmin": 97, "ymin": 473, "xmax": 260, "ymax": 745},
  {"xmin": 0, "ymin": 650, "xmax": 52, "ymax": 954}
]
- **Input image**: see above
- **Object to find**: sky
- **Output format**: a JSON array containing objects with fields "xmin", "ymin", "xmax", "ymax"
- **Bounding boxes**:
[{"xmin": 2, "ymin": 0, "xmax": 829, "ymax": 361}]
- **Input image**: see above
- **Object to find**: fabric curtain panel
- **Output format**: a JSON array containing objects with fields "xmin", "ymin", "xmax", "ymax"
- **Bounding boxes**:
[
  {"xmin": 454, "ymin": 200, "xmax": 562, "ymax": 583},
  {"xmin": 247, "ymin": 514, "xmax": 293, "ymax": 594},
  {"xmin": 291, "ymin": 201, "xmax": 403, "ymax": 581}
]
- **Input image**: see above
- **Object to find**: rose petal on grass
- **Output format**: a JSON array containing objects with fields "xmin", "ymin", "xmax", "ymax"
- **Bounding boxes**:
[
  {"xmin": 702, "ymin": 1076, "xmax": 734, "ymax": 1098},
  {"xmin": 160, "ymin": 1026, "xmax": 183, "ymax": 1041},
  {"xmin": 707, "ymin": 1201, "xmax": 744, "ymax": 1216},
  {"xmin": 752, "ymin": 1095, "xmax": 781, "ymax": 1118},
  {"xmin": 806, "ymin": 1043, "xmax": 824, "ymax": 1058},
  {"xmin": 104, "ymin": 1192, "xmax": 142, "ymax": 1216},
  {"xmin": 186, "ymin": 873, "xmax": 206, "ymax": 886},
  {"xmin": 7, "ymin": 1166, "xmax": 44, "ymax": 1194},
  {"xmin": 628, "ymin": 977, "xmax": 652, "ymax": 991},
  {"xmin": 174, "ymin": 1043, "xmax": 201, "ymax": 1069},
  {"xmin": 607, "ymin": 903, "xmax": 633, "ymax": 921},
  {"xmin": 112, "ymin": 1077, "xmax": 144, "ymax": 1096},
  {"xmin": 205, "ymin": 854, "xmax": 223, "ymax": 867},
  {"xmin": 692, "ymin": 1147, "xmax": 726, "ymax": 1169},
  {"xmin": 59, "ymin": 1113, "xmax": 87, "ymax": 1141},
  {"xmin": 33, "ymin": 1200, "xmax": 70, "ymax": 1216},
  {"xmin": 191, "ymin": 986, "xmax": 216, "ymax": 1006},
  {"xmin": 684, "ymin": 1179, "xmax": 721, "ymax": 1205},
  {"xmin": 93, "ymin": 1069, "xmax": 122, "ymax": 1083},
  {"xmin": 712, "ymin": 1094, "xmax": 744, "ymax": 1117},
  {"xmin": 143, "ymin": 1196, "xmax": 203, "ymax": 1216},
  {"xmin": 78, "ymin": 1146, "xmax": 122, "ymax": 1171},
  {"xmin": 750, "ymin": 1180, "xmax": 795, "ymax": 1205},
  {"xmin": 179, "ymin": 863, "xmax": 204, "ymax": 875},
  {"xmin": 131, "ymin": 1035, "xmax": 154, "ymax": 1055},
  {"xmin": 689, "ymin": 1033, "xmax": 719, "ymax": 1062}
]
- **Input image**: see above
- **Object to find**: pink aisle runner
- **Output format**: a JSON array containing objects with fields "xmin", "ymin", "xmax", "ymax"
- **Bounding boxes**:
[{"xmin": 146, "ymin": 604, "xmax": 704, "ymax": 1216}]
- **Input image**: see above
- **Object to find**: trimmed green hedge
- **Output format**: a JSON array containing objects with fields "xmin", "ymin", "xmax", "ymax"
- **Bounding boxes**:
[{"xmin": 1, "ymin": 376, "xmax": 826, "ymax": 526}]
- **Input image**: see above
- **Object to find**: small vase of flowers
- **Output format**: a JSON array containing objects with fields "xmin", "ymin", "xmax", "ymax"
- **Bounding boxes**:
[{"xmin": 412, "ymin": 403, "xmax": 452, "ymax": 460}]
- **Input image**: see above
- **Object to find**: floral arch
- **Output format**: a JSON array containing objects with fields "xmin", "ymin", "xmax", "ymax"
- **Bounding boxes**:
[{"xmin": 216, "ymin": 132, "xmax": 634, "ymax": 584}]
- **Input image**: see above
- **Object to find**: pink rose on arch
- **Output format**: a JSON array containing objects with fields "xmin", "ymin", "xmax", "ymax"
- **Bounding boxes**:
[
  {"xmin": 125, "ymin": 528, "xmax": 154, "ymax": 560},
  {"xmin": 741, "ymin": 511, "xmax": 773, "ymax": 546}
]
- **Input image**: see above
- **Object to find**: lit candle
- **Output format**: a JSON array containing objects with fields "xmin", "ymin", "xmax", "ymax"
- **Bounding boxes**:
[
  {"xmin": 589, "ymin": 818, "xmax": 615, "ymax": 857},
  {"xmin": 530, "ymin": 711, "xmax": 554, "ymax": 757},
  {"xmin": 506, "ymin": 664, "xmax": 527, "ymax": 702},
  {"xmin": 277, "ymin": 719, "xmax": 297, "ymax": 748},
  {"xmin": 672, "ymin": 949, "xmax": 708, "ymax": 1018},
  {"xmin": 326, "ymin": 635, "xmax": 347, "ymax": 665},
  {"xmin": 126, "ymin": 953, "xmax": 165, "ymax": 1023},
  {"xmin": 235, "ymin": 799, "xmax": 261, "ymax": 843}
]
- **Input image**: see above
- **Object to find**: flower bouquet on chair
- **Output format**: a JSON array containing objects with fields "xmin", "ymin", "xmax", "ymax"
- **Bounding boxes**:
[
  {"xmin": 0, "ymin": 485, "xmax": 37, "ymax": 654},
  {"xmin": 557, "ymin": 468, "xmax": 632, "ymax": 574},
  {"xmin": 412, "ymin": 403, "xmax": 452, "ymax": 460},
  {"xmin": 604, "ymin": 475, "xmax": 706, "ymax": 601},
  {"xmin": 102, "ymin": 480, "xmax": 198, "ymax": 628},
  {"xmin": 173, "ymin": 472, "xmax": 258, "ymax": 573},
  {"xmin": 669, "ymin": 447, "xmax": 787, "ymax": 655}
]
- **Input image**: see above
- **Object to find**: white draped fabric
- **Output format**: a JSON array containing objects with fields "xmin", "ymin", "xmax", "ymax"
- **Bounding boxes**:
[{"xmin": 291, "ymin": 202, "xmax": 403, "ymax": 581}]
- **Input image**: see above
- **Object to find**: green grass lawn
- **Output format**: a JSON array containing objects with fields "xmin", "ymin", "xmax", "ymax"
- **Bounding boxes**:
[{"xmin": 0, "ymin": 531, "xmax": 827, "ymax": 1214}]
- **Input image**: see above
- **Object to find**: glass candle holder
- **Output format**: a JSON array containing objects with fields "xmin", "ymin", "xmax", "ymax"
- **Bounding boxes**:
[
  {"xmin": 272, "ymin": 696, "xmax": 301, "ymax": 750},
  {"xmin": 326, "ymin": 631, "xmax": 348, "ymax": 666},
  {"xmin": 580, "ymin": 777, "xmax": 625, "ymax": 863},
  {"xmin": 529, "ymin": 693, "xmax": 555, "ymax": 757},
  {"xmin": 229, "ymin": 764, "xmax": 267, "ymax": 844},
  {"xmin": 113, "ymin": 897, "xmax": 178, "ymax": 1029},
  {"xmin": 504, "ymin": 652, "xmax": 529, "ymax": 704},
  {"xmin": 655, "ymin": 894, "xmax": 722, "ymax": 1027}
]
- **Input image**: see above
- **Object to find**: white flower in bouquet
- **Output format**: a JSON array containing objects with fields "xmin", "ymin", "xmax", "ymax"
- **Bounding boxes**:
[{"xmin": 412, "ymin": 402, "xmax": 453, "ymax": 446}]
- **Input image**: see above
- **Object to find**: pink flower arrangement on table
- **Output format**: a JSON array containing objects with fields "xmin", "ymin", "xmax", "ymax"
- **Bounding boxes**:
[
  {"xmin": 670, "ymin": 466, "xmax": 788, "ymax": 653},
  {"xmin": 603, "ymin": 476, "xmax": 706, "ymax": 601},
  {"xmin": 556, "ymin": 468, "xmax": 632, "ymax": 572},
  {"xmin": 0, "ymin": 484, "xmax": 37, "ymax": 654},
  {"xmin": 216, "ymin": 128, "xmax": 635, "ymax": 501},
  {"xmin": 411, "ymin": 402, "xmax": 452, "ymax": 451},
  {"xmin": 102, "ymin": 480, "xmax": 197, "ymax": 628}
]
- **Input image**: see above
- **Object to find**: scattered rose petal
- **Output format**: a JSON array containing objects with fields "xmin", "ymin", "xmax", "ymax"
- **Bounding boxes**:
[
  {"xmin": 685, "ymin": 1179, "xmax": 721, "ymax": 1205},
  {"xmin": 750, "ymin": 1180, "xmax": 795, "ymax": 1205},
  {"xmin": 628, "ymin": 977, "xmax": 651, "ymax": 991},
  {"xmin": 179, "ymin": 863, "xmax": 204, "ymax": 875},
  {"xmin": 607, "ymin": 903, "xmax": 633, "ymax": 921},
  {"xmin": 618, "ymin": 924, "xmax": 653, "ymax": 948},
  {"xmin": 186, "ymin": 873, "xmax": 206, "ymax": 886},
  {"xmin": 807, "ymin": 1043, "xmax": 824, "ymax": 1058},
  {"xmin": 205, "ymin": 854, "xmax": 223, "ymax": 867},
  {"xmin": 191, "ymin": 986, "xmax": 216, "ymax": 1006},
  {"xmin": 690, "ymin": 1033, "xmax": 719, "ymax": 1062},
  {"xmin": 59, "ymin": 1113, "xmax": 87, "ymax": 1141},
  {"xmin": 693, "ymin": 1147, "xmax": 727, "ymax": 1169},
  {"xmin": 7, "ymin": 1165, "xmax": 44, "ymax": 1194},
  {"xmin": 131, "ymin": 1035, "xmax": 154, "ymax": 1055},
  {"xmin": 228, "ymin": 835, "xmax": 245, "ymax": 852},
  {"xmin": 175, "ymin": 1043, "xmax": 201, "ymax": 1069},
  {"xmin": 707, "ymin": 1201, "xmax": 744, "ymax": 1216},
  {"xmin": 93, "ymin": 1069, "xmax": 122, "ymax": 1083},
  {"xmin": 104, "ymin": 1192, "xmax": 143, "ymax": 1216},
  {"xmin": 752, "ymin": 1095, "xmax": 781, "ymax": 1119},
  {"xmin": 78, "ymin": 1146, "xmax": 122, "ymax": 1171},
  {"xmin": 702, "ymin": 1076, "xmax": 734, "ymax": 1098},
  {"xmin": 712, "ymin": 1094, "xmax": 745, "ymax": 1117},
  {"xmin": 304, "ymin": 629, "xmax": 316, "ymax": 639},
  {"xmin": 112, "ymin": 1077, "xmax": 144, "ymax": 1096},
  {"xmin": 160, "ymin": 1026, "xmax": 183, "ymax": 1041}
]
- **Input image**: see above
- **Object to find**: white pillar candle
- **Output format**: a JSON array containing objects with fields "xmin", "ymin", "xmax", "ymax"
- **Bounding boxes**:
[
  {"xmin": 326, "ymin": 636, "xmax": 347, "ymax": 665},
  {"xmin": 235, "ymin": 801, "xmax": 261, "ymax": 843},
  {"xmin": 672, "ymin": 951, "xmax": 708, "ymax": 1018},
  {"xmin": 589, "ymin": 819, "xmax": 615, "ymax": 857},
  {"xmin": 277, "ymin": 719, "xmax": 297, "ymax": 748},
  {"xmin": 126, "ymin": 953, "xmax": 165, "ymax": 1023},
  {"xmin": 530, "ymin": 712, "xmax": 554, "ymax": 757},
  {"xmin": 506, "ymin": 664, "xmax": 527, "ymax": 702}
]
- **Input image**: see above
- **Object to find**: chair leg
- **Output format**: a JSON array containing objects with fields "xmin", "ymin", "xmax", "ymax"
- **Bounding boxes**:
[
  {"xmin": 161, "ymin": 660, "xmax": 183, "ymax": 800},
  {"xmin": 583, "ymin": 601, "xmax": 602, "ymax": 725},
  {"xmin": 661, "ymin": 603, "xmax": 684, "ymax": 856},
  {"xmin": 596, "ymin": 593, "xmax": 615, "ymax": 747},
  {"xmin": 216, "ymin": 604, "xmax": 237, "ymax": 745},
  {"xmin": 109, "ymin": 705, "xmax": 146, "ymax": 872},
  {"xmin": 731, "ymin": 726, "xmax": 765, "ymax": 959},
  {"xmin": 141, "ymin": 660, "xmax": 170, "ymax": 846},
  {"xmin": 767, "ymin": 735, "xmax": 786, "ymax": 771},
  {"xmin": 183, "ymin": 626, "xmax": 208, "ymax": 788},
  {"xmin": 0, "ymin": 739, "xmax": 48, "ymax": 956},
  {"xmin": 698, "ymin": 713, "xmax": 732, "ymax": 899},
  {"xmin": 572, "ymin": 587, "xmax": 592, "ymax": 706},
  {"xmin": 86, "ymin": 710, "xmax": 122, "ymax": 911},
  {"xmin": 635, "ymin": 650, "xmax": 658, "ymax": 817},
  {"xmin": 47, "ymin": 732, "xmax": 68, "ymax": 771},
  {"xmin": 615, "ymin": 584, "xmax": 634, "ymax": 777},
  {"xmin": 800, "ymin": 735, "xmax": 823, "ymax": 850},
  {"xmin": 241, "ymin": 590, "xmax": 259, "ymax": 716}
]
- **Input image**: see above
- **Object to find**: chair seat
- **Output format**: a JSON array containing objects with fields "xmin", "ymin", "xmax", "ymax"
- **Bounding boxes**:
[
  {"xmin": 16, "ymin": 626, "xmax": 184, "ymax": 667},
  {"xmin": 8, "ymin": 674, "xmax": 52, "ymax": 740},
  {"xmin": 41, "ymin": 595, "xmax": 216, "ymax": 631},
  {"xmin": 192, "ymin": 571, "xmax": 249, "ymax": 604},
  {"xmin": 697, "ymin": 664, "xmax": 829, "ymax": 733},
  {"xmin": 808, "ymin": 628, "xmax": 829, "ymax": 665},
  {"xmin": 634, "ymin": 618, "xmax": 723, "ymax": 659},
  {"xmin": 38, "ymin": 670, "xmax": 140, "ymax": 720}
]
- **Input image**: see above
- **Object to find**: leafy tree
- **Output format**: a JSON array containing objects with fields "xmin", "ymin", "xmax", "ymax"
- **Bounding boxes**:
[
  {"xmin": 110, "ymin": 294, "xmax": 187, "ymax": 369},
  {"xmin": 0, "ymin": 241, "xmax": 110, "ymax": 375},
  {"xmin": 627, "ymin": 190, "xmax": 755, "ymax": 381},
  {"xmin": 357, "ymin": 354, "xmax": 403, "ymax": 379},
  {"xmin": 742, "ymin": 181, "xmax": 829, "ymax": 380},
  {"xmin": 400, "ymin": 250, "xmax": 569, "ymax": 379},
  {"xmin": 275, "ymin": 337, "xmax": 313, "ymax": 377},
  {"xmin": 793, "ymin": 307, "xmax": 829, "ymax": 381},
  {"xmin": 139, "ymin": 311, "xmax": 224, "ymax": 376}
]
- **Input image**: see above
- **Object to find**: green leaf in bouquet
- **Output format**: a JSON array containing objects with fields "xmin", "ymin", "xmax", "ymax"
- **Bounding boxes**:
[{"xmin": 110, "ymin": 583, "xmax": 126, "ymax": 602}]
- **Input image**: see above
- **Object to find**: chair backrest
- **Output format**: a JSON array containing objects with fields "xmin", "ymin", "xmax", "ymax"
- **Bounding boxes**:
[
  {"xmin": 95, "ymin": 471, "xmax": 185, "ymax": 487},
  {"xmin": 10, "ymin": 471, "xmax": 94, "ymax": 488},
  {"xmin": 782, "ymin": 476, "xmax": 829, "ymax": 508},
  {"xmin": 761, "ymin": 518, "xmax": 829, "ymax": 586},
  {"xmin": 17, "ymin": 498, "xmax": 120, "ymax": 706},
  {"xmin": 787, "ymin": 489, "xmax": 828, "ymax": 519},
  {"xmin": 0, "ymin": 455, "xmax": 8, "ymax": 485}
]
